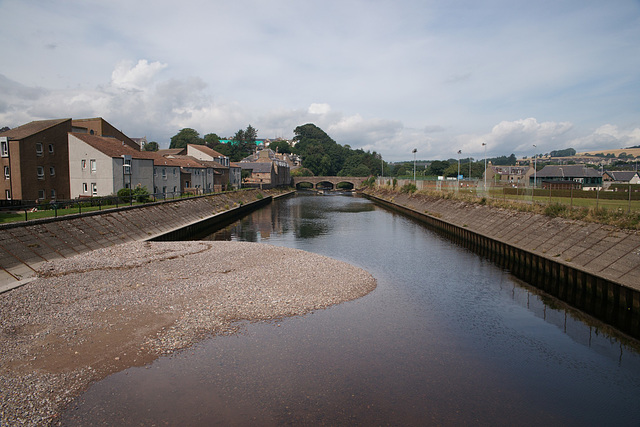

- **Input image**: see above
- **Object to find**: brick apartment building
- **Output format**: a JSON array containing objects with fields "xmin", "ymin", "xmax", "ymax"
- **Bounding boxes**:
[{"xmin": 0, "ymin": 118, "xmax": 73, "ymax": 202}]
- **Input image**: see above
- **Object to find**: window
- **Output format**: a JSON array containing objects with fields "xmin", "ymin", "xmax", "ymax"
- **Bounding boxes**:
[
  {"xmin": 90, "ymin": 159, "xmax": 96, "ymax": 172},
  {"xmin": 123, "ymin": 158, "xmax": 131, "ymax": 175},
  {"xmin": 48, "ymin": 144, "xmax": 54, "ymax": 154},
  {"xmin": 5, "ymin": 190, "xmax": 10, "ymax": 200},
  {"xmin": 162, "ymin": 186, "xmax": 167, "ymax": 194},
  {"xmin": 50, "ymin": 189, "xmax": 56, "ymax": 200},
  {"xmin": 91, "ymin": 183, "xmax": 97, "ymax": 195},
  {"xmin": 154, "ymin": 168, "xmax": 158, "ymax": 177},
  {"xmin": 82, "ymin": 183, "xmax": 88, "ymax": 193},
  {"xmin": 3, "ymin": 166, "xmax": 9, "ymax": 179},
  {"xmin": 49, "ymin": 166, "xmax": 55, "ymax": 176},
  {"xmin": 37, "ymin": 166, "xmax": 45, "ymax": 179},
  {"xmin": 38, "ymin": 189, "xmax": 45, "ymax": 200},
  {"xmin": 36, "ymin": 143, "xmax": 43, "ymax": 156},
  {"xmin": 82, "ymin": 159, "xmax": 87, "ymax": 169},
  {"xmin": 162, "ymin": 168, "xmax": 167, "ymax": 179},
  {"xmin": 173, "ymin": 168, "xmax": 177, "ymax": 176},
  {"xmin": 1, "ymin": 138, "xmax": 8, "ymax": 157}
]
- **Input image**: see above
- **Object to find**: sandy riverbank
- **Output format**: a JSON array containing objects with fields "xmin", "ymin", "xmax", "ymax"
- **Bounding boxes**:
[{"xmin": 0, "ymin": 241, "xmax": 376, "ymax": 426}]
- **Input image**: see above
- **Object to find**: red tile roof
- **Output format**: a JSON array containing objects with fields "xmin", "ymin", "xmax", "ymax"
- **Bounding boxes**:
[
  {"xmin": 161, "ymin": 155, "xmax": 207, "ymax": 169},
  {"xmin": 0, "ymin": 118, "xmax": 71, "ymax": 140},
  {"xmin": 71, "ymin": 133, "xmax": 159, "ymax": 160}
]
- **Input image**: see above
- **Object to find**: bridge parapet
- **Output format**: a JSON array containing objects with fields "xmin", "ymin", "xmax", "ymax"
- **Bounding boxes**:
[{"xmin": 292, "ymin": 176, "xmax": 368, "ymax": 190}]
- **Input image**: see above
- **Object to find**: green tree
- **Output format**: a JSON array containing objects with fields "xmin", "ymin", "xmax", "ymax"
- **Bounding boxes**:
[
  {"xmin": 291, "ymin": 167, "xmax": 314, "ymax": 177},
  {"xmin": 169, "ymin": 128, "xmax": 203, "ymax": 149},
  {"xmin": 143, "ymin": 141, "xmax": 159, "ymax": 151},
  {"xmin": 228, "ymin": 125, "xmax": 258, "ymax": 162},
  {"xmin": 549, "ymin": 148, "xmax": 576, "ymax": 157},
  {"xmin": 442, "ymin": 163, "xmax": 460, "ymax": 177},
  {"xmin": 210, "ymin": 142, "xmax": 231, "ymax": 157},
  {"xmin": 425, "ymin": 160, "xmax": 450, "ymax": 176},
  {"xmin": 269, "ymin": 140, "xmax": 292, "ymax": 154},
  {"xmin": 339, "ymin": 153, "xmax": 373, "ymax": 176},
  {"xmin": 244, "ymin": 125, "xmax": 257, "ymax": 145},
  {"xmin": 291, "ymin": 123, "xmax": 384, "ymax": 177},
  {"xmin": 204, "ymin": 133, "xmax": 220, "ymax": 148}
]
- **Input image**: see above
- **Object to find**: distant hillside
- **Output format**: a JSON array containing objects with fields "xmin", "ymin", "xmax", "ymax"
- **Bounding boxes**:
[{"xmin": 577, "ymin": 148, "xmax": 640, "ymax": 157}]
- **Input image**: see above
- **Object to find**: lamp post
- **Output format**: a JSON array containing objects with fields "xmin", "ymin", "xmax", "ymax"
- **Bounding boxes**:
[
  {"xmin": 412, "ymin": 148, "xmax": 417, "ymax": 182},
  {"xmin": 457, "ymin": 150, "xmax": 461, "ymax": 192},
  {"xmin": 482, "ymin": 142, "xmax": 487, "ymax": 191},
  {"xmin": 532, "ymin": 144, "xmax": 537, "ymax": 189}
]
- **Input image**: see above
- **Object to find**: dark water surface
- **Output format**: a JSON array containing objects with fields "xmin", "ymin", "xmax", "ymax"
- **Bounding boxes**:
[{"xmin": 61, "ymin": 193, "xmax": 640, "ymax": 426}]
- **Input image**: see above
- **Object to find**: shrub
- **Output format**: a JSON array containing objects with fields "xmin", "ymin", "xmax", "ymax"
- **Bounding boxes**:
[
  {"xmin": 544, "ymin": 203, "xmax": 567, "ymax": 217},
  {"xmin": 117, "ymin": 188, "xmax": 133, "ymax": 203},
  {"xmin": 400, "ymin": 183, "xmax": 417, "ymax": 194},
  {"xmin": 363, "ymin": 176, "xmax": 376, "ymax": 188},
  {"xmin": 132, "ymin": 184, "xmax": 150, "ymax": 203}
]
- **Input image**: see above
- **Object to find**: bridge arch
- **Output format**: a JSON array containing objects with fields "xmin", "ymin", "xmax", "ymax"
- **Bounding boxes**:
[{"xmin": 292, "ymin": 176, "xmax": 368, "ymax": 190}]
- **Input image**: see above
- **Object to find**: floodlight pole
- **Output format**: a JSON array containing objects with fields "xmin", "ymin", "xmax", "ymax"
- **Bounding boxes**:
[
  {"xmin": 533, "ymin": 144, "xmax": 537, "ymax": 188},
  {"xmin": 412, "ymin": 148, "xmax": 417, "ymax": 182},
  {"xmin": 482, "ymin": 142, "xmax": 487, "ymax": 191}
]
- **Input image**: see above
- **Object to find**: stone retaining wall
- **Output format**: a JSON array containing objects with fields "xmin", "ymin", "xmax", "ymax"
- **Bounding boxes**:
[{"xmin": 0, "ymin": 190, "xmax": 276, "ymax": 290}]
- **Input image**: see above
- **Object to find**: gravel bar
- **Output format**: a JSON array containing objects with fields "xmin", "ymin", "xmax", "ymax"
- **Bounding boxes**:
[{"xmin": 0, "ymin": 241, "xmax": 377, "ymax": 426}]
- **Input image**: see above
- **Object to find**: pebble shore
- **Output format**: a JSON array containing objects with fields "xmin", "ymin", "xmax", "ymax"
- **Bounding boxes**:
[{"xmin": 0, "ymin": 241, "xmax": 376, "ymax": 426}]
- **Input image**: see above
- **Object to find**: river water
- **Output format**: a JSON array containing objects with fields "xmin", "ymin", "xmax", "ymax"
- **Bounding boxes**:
[{"xmin": 62, "ymin": 193, "xmax": 640, "ymax": 426}]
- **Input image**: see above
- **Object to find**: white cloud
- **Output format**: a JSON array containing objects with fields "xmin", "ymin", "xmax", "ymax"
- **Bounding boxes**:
[
  {"xmin": 0, "ymin": 1, "xmax": 638, "ymax": 160},
  {"xmin": 455, "ymin": 118, "xmax": 574, "ymax": 157},
  {"xmin": 570, "ymin": 125, "xmax": 640, "ymax": 152},
  {"xmin": 111, "ymin": 59, "xmax": 168, "ymax": 91},
  {"xmin": 308, "ymin": 103, "xmax": 331, "ymax": 115}
]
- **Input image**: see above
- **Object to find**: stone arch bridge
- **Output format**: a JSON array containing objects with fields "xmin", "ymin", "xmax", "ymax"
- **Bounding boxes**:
[{"xmin": 292, "ymin": 176, "xmax": 369, "ymax": 190}]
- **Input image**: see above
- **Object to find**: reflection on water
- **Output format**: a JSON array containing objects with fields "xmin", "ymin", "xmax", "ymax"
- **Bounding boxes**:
[{"xmin": 61, "ymin": 193, "xmax": 640, "ymax": 426}]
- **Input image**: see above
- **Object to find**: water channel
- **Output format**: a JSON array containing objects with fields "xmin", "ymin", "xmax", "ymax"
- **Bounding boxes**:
[{"xmin": 62, "ymin": 192, "xmax": 640, "ymax": 426}]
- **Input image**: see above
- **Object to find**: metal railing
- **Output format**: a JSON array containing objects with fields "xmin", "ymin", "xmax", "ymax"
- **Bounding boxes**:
[
  {"xmin": 378, "ymin": 178, "xmax": 640, "ymax": 214},
  {"xmin": 0, "ymin": 187, "xmax": 232, "ymax": 223}
]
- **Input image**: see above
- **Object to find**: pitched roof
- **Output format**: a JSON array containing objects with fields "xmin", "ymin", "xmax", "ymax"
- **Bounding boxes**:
[
  {"xmin": 197, "ymin": 160, "xmax": 229, "ymax": 170},
  {"xmin": 158, "ymin": 148, "xmax": 185, "ymax": 156},
  {"xmin": 604, "ymin": 171, "xmax": 639, "ymax": 181},
  {"xmin": 161, "ymin": 155, "xmax": 207, "ymax": 169},
  {"xmin": 71, "ymin": 133, "xmax": 158, "ymax": 160},
  {"xmin": 0, "ymin": 118, "xmax": 71, "ymax": 140},
  {"xmin": 239, "ymin": 162, "xmax": 273, "ymax": 173},
  {"xmin": 152, "ymin": 156, "xmax": 186, "ymax": 167},
  {"xmin": 536, "ymin": 165, "xmax": 601, "ymax": 178},
  {"xmin": 187, "ymin": 144, "xmax": 226, "ymax": 158}
]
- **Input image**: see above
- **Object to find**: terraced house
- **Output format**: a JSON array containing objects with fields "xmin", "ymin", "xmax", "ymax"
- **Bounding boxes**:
[
  {"xmin": 1, "ymin": 117, "xmax": 237, "ymax": 203},
  {"xmin": 68, "ymin": 133, "xmax": 156, "ymax": 198}
]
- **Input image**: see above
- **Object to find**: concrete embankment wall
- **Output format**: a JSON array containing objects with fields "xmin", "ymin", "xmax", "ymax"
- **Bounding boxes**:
[
  {"xmin": 0, "ymin": 190, "xmax": 282, "ymax": 291},
  {"xmin": 363, "ymin": 188, "xmax": 640, "ymax": 339}
]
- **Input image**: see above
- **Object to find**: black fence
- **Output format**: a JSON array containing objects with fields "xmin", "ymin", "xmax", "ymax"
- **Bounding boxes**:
[
  {"xmin": 504, "ymin": 186, "xmax": 640, "ymax": 200},
  {"xmin": 0, "ymin": 188, "xmax": 221, "ymax": 223}
]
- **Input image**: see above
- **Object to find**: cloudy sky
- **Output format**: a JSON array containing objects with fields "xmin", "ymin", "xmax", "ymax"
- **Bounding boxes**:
[{"xmin": 1, "ymin": 0, "xmax": 639, "ymax": 161}]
